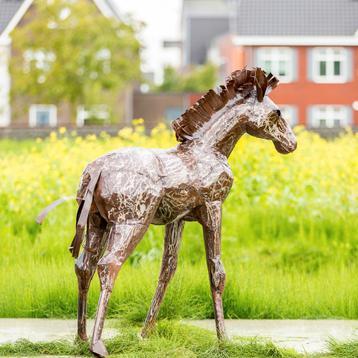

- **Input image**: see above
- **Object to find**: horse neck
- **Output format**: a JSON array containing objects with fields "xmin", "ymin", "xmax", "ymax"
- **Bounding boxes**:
[{"xmin": 196, "ymin": 100, "xmax": 248, "ymax": 158}]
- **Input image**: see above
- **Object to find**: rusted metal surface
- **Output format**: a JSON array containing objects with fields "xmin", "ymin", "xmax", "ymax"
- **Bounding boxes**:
[{"xmin": 67, "ymin": 67, "xmax": 297, "ymax": 357}]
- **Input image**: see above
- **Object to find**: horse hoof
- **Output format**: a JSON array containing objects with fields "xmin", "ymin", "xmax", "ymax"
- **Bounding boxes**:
[
  {"xmin": 139, "ymin": 330, "xmax": 147, "ymax": 340},
  {"xmin": 76, "ymin": 333, "xmax": 88, "ymax": 342},
  {"xmin": 90, "ymin": 340, "xmax": 109, "ymax": 357}
]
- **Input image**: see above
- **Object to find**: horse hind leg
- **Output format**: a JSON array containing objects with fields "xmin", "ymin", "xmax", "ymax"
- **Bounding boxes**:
[
  {"xmin": 141, "ymin": 219, "xmax": 184, "ymax": 338},
  {"xmin": 75, "ymin": 212, "xmax": 107, "ymax": 341},
  {"xmin": 90, "ymin": 222, "xmax": 149, "ymax": 357}
]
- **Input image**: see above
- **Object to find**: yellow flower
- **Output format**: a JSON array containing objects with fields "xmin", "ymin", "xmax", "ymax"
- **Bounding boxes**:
[
  {"xmin": 49, "ymin": 131, "xmax": 57, "ymax": 141},
  {"xmin": 132, "ymin": 118, "xmax": 144, "ymax": 126}
]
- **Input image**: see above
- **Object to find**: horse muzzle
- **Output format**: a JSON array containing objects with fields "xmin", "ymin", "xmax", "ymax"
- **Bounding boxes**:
[{"xmin": 273, "ymin": 137, "xmax": 297, "ymax": 154}]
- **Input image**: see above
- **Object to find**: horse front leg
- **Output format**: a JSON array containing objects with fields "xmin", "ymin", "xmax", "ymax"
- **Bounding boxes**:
[
  {"xmin": 141, "ymin": 219, "xmax": 184, "ymax": 338},
  {"xmin": 199, "ymin": 201, "xmax": 227, "ymax": 340}
]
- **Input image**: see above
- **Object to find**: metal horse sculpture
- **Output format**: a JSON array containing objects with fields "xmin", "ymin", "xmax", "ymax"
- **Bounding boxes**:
[{"xmin": 69, "ymin": 68, "xmax": 297, "ymax": 356}]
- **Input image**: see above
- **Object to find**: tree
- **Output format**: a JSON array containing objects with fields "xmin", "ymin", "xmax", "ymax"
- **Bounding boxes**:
[
  {"xmin": 10, "ymin": 0, "xmax": 141, "ymax": 120},
  {"xmin": 156, "ymin": 63, "xmax": 217, "ymax": 93}
]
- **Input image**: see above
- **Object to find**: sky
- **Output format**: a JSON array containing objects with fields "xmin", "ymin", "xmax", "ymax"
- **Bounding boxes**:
[{"xmin": 113, "ymin": 0, "xmax": 182, "ymax": 83}]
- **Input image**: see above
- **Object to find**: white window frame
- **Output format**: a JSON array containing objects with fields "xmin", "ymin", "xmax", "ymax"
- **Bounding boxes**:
[
  {"xmin": 29, "ymin": 104, "xmax": 57, "ymax": 127},
  {"xmin": 311, "ymin": 47, "xmax": 349, "ymax": 83},
  {"xmin": 279, "ymin": 105, "xmax": 298, "ymax": 127},
  {"xmin": 76, "ymin": 105, "xmax": 110, "ymax": 127},
  {"xmin": 309, "ymin": 105, "xmax": 351, "ymax": 128},
  {"xmin": 0, "ymin": 44, "xmax": 11, "ymax": 127},
  {"xmin": 256, "ymin": 47, "xmax": 294, "ymax": 83}
]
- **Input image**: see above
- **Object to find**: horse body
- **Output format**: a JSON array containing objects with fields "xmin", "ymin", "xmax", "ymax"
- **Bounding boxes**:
[
  {"xmin": 79, "ymin": 143, "xmax": 233, "ymax": 227},
  {"xmin": 72, "ymin": 68, "xmax": 297, "ymax": 357}
]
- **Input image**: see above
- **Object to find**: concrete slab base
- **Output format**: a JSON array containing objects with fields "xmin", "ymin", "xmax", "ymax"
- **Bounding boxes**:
[
  {"xmin": 186, "ymin": 319, "xmax": 358, "ymax": 354},
  {"xmin": 0, "ymin": 319, "xmax": 116, "ymax": 345}
]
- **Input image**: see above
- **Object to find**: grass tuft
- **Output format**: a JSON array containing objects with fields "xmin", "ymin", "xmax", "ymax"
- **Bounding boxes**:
[
  {"xmin": 2, "ymin": 320, "xmax": 358, "ymax": 357},
  {"xmin": 326, "ymin": 338, "xmax": 358, "ymax": 357},
  {"xmin": 0, "ymin": 320, "xmax": 300, "ymax": 357}
]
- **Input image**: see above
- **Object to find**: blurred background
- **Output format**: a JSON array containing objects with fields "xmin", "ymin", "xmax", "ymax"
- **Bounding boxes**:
[
  {"xmin": 0, "ymin": 0, "xmax": 357, "ymax": 328},
  {"xmin": 0, "ymin": 0, "xmax": 357, "ymax": 138}
]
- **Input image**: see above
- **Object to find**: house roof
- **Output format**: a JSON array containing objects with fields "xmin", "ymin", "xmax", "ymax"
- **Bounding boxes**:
[
  {"xmin": 0, "ymin": 0, "xmax": 24, "ymax": 34},
  {"xmin": 0, "ymin": 0, "xmax": 120, "ymax": 38},
  {"xmin": 235, "ymin": 0, "xmax": 358, "ymax": 36},
  {"xmin": 100, "ymin": 0, "xmax": 120, "ymax": 19}
]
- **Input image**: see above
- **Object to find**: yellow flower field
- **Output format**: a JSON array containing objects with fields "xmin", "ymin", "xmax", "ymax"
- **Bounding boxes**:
[{"xmin": 1, "ymin": 123, "xmax": 357, "ymax": 216}]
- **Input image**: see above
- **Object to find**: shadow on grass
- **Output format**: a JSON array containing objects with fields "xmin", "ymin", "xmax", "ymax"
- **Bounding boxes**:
[{"xmin": 0, "ymin": 320, "xmax": 357, "ymax": 357}]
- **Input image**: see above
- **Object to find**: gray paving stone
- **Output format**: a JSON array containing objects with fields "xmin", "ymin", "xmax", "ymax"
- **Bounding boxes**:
[
  {"xmin": 186, "ymin": 319, "xmax": 358, "ymax": 353},
  {"xmin": 0, "ymin": 319, "xmax": 116, "ymax": 344}
]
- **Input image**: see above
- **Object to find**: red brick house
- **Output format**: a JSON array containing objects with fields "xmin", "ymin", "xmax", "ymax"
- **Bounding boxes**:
[
  {"xmin": 0, "ymin": 0, "xmax": 133, "ymax": 130},
  {"xmin": 206, "ymin": 0, "xmax": 358, "ymax": 129}
]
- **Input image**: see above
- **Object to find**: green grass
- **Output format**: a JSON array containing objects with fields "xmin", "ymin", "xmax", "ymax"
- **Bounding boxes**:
[
  {"xmin": 1, "ymin": 319, "xmax": 356, "ymax": 358},
  {"xmin": 1, "ymin": 206, "xmax": 358, "ymax": 319},
  {"xmin": 0, "ymin": 320, "xmax": 300, "ymax": 357}
]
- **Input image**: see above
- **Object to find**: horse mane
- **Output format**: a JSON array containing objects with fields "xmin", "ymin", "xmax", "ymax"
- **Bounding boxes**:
[{"xmin": 171, "ymin": 67, "xmax": 279, "ymax": 142}]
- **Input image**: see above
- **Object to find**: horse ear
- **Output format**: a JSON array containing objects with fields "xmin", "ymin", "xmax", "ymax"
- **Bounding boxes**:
[
  {"xmin": 266, "ymin": 72, "xmax": 279, "ymax": 94},
  {"xmin": 254, "ymin": 68, "xmax": 267, "ymax": 102}
]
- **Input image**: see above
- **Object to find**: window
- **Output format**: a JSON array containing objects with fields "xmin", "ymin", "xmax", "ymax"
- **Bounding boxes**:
[
  {"xmin": 309, "ymin": 106, "xmax": 351, "ymax": 128},
  {"xmin": 29, "ymin": 105, "xmax": 57, "ymax": 127},
  {"xmin": 76, "ymin": 105, "xmax": 110, "ymax": 126},
  {"xmin": 279, "ymin": 105, "xmax": 298, "ymax": 127},
  {"xmin": 311, "ymin": 48, "xmax": 349, "ymax": 83},
  {"xmin": 256, "ymin": 47, "xmax": 295, "ymax": 83}
]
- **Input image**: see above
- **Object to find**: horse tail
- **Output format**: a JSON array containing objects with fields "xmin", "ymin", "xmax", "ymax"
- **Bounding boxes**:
[
  {"xmin": 36, "ymin": 196, "xmax": 76, "ymax": 224},
  {"xmin": 69, "ymin": 169, "xmax": 102, "ymax": 259}
]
